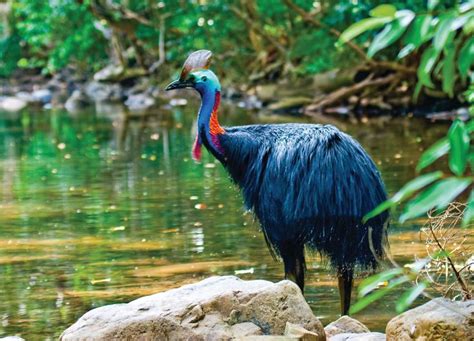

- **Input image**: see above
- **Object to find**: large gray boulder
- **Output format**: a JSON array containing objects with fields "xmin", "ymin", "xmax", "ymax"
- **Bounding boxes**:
[
  {"xmin": 61, "ymin": 276, "xmax": 325, "ymax": 341},
  {"xmin": 386, "ymin": 298, "xmax": 473, "ymax": 340},
  {"xmin": 324, "ymin": 316, "xmax": 370, "ymax": 339}
]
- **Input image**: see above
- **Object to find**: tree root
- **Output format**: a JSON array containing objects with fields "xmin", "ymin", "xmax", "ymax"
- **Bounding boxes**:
[{"xmin": 304, "ymin": 73, "xmax": 399, "ymax": 115}]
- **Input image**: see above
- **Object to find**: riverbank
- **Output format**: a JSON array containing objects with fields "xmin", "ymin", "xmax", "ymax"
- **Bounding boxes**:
[
  {"xmin": 57, "ymin": 276, "xmax": 473, "ymax": 340},
  {"xmin": 0, "ymin": 66, "xmax": 468, "ymax": 121}
]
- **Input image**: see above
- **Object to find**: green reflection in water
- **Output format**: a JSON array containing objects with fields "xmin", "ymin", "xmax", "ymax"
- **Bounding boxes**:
[{"xmin": 0, "ymin": 102, "xmax": 449, "ymax": 339}]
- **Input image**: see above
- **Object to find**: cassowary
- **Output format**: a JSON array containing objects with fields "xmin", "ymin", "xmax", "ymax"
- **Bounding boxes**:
[{"xmin": 166, "ymin": 50, "xmax": 388, "ymax": 315}]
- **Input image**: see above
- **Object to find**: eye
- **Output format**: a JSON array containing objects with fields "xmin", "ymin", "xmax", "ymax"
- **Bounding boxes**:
[{"xmin": 201, "ymin": 76, "xmax": 207, "ymax": 82}]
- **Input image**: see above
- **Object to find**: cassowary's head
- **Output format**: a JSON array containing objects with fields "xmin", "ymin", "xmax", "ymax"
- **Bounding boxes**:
[{"xmin": 165, "ymin": 50, "xmax": 220, "ymax": 95}]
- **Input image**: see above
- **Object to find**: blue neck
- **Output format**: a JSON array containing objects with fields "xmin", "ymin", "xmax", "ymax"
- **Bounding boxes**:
[
  {"xmin": 190, "ymin": 69, "xmax": 224, "ymax": 160},
  {"xmin": 197, "ymin": 87, "xmax": 215, "ymax": 136}
]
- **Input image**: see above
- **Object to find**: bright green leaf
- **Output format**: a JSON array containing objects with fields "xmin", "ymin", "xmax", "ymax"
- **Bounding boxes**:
[
  {"xmin": 395, "ymin": 282, "xmax": 428, "ymax": 313},
  {"xmin": 451, "ymin": 11, "xmax": 474, "ymax": 31},
  {"xmin": 442, "ymin": 43, "xmax": 456, "ymax": 97},
  {"xmin": 433, "ymin": 16, "xmax": 455, "ymax": 51},
  {"xmin": 391, "ymin": 171, "xmax": 444, "ymax": 203},
  {"xmin": 398, "ymin": 15, "xmax": 433, "ymax": 59},
  {"xmin": 370, "ymin": 4, "xmax": 397, "ymax": 18},
  {"xmin": 417, "ymin": 46, "xmax": 440, "ymax": 88},
  {"xmin": 368, "ymin": 11, "xmax": 414, "ymax": 58},
  {"xmin": 350, "ymin": 276, "xmax": 409, "ymax": 314},
  {"xmin": 400, "ymin": 178, "xmax": 472, "ymax": 222},
  {"xmin": 358, "ymin": 268, "xmax": 403, "ymax": 297},
  {"xmin": 462, "ymin": 190, "xmax": 474, "ymax": 227},
  {"xmin": 363, "ymin": 171, "xmax": 443, "ymax": 222},
  {"xmin": 428, "ymin": 0, "xmax": 439, "ymax": 11},
  {"xmin": 417, "ymin": 138, "xmax": 450, "ymax": 171},
  {"xmin": 458, "ymin": 37, "xmax": 474, "ymax": 80},
  {"xmin": 448, "ymin": 120, "xmax": 470, "ymax": 176},
  {"xmin": 338, "ymin": 17, "xmax": 394, "ymax": 45}
]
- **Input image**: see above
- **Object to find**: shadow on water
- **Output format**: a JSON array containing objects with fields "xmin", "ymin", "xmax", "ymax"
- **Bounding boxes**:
[{"xmin": 0, "ymin": 100, "xmax": 461, "ymax": 339}]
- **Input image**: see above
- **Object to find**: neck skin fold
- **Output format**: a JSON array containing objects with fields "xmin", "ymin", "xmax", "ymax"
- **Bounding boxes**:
[{"xmin": 193, "ymin": 88, "xmax": 225, "ymax": 161}]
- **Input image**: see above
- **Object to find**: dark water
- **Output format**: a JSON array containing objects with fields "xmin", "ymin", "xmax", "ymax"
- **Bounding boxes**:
[{"xmin": 0, "ymin": 99, "xmax": 450, "ymax": 340}]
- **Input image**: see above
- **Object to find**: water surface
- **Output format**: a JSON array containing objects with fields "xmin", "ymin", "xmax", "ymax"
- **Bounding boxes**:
[{"xmin": 0, "ymin": 100, "xmax": 452, "ymax": 339}]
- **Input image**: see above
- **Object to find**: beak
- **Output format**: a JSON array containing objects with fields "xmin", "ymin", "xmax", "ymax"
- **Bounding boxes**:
[{"xmin": 165, "ymin": 79, "xmax": 193, "ymax": 91}]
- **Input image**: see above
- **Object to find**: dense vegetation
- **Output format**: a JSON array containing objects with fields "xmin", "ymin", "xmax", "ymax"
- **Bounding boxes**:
[{"xmin": 0, "ymin": 1, "xmax": 454, "ymax": 82}]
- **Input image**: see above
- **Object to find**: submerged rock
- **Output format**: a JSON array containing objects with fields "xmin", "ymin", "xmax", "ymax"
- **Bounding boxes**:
[
  {"xmin": 125, "ymin": 93, "xmax": 156, "ymax": 111},
  {"xmin": 0, "ymin": 96, "xmax": 27, "ymax": 112},
  {"xmin": 31, "ymin": 88, "xmax": 52, "ymax": 104},
  {"xmin": 65, "ymin": 90, "xmax": 90, "ymax": 113},
  {"xmin": 324, "ymin": 316, "xmax": 370, "ymax": 338},
  {"xmin": 85, "ymin": 81, "xmax": 123, "ymax": 102},
  {"xmin": 60, "ymin": 276, "xmax": 325, "ymax": 340},
  {"xmin": 386, "ymin": 298, "xmax": 474, "ymax": 340}
]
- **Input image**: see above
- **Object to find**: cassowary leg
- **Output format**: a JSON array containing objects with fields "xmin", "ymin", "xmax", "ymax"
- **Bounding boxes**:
[
  {"xmin": 280, "ymin": 243, "xmax": 306, "ymax": 292},
  {"xmin": 337, "ymin": 267, "xmax": 354, "ymax": 316}
]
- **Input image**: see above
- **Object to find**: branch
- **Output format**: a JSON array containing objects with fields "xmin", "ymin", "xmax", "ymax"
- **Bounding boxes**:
[
  {"xmin": 230, "ymin": 6, "xmax": 287, "ymax": 57},
  {"xmin": 429, "ymin": 223, "xmax": 471, "ymax": 300},
  {"xmin": 304, "ymin": 73, "xmax": 398, "ymax": 114}
]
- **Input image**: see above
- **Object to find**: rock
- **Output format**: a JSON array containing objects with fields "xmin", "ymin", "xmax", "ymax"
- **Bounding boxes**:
[
  {"xmin": 32, "ymin": 88, "xmax": 52, "ymax": 104},
  {"xmin": 267, "ymin": 96, "xmax": 313, "ymax": 114},
  {"xmin": 330, "ymin": 332, "xmax": 385, "ymax": 341},
  {"xmin": 286, "ymin": 322, "xmax": 321, "ymax": 340},
  {"xmin": 15, "ymin": 91, "xmax": 35, "ymax": 103},
  {"xmin": 61, "ymin": 276, "xmax": 325, "ymax": 341},
  {"xmin": 125, "ymin": 93, "xmax": 156, "ymax": 111},
  {"xmin": 65, "ymin": 90, "xmax": 90, "ymax": 113},
  {"xmin": 386, "ymin": 298, "xmax": 474, "ymax": 340},
  {"xmin": 312, "ymin": 68, "xmax": 358, "ymax": 93},
  {"xmin": 94, "ymin": 65, "xmax": 147, "ymax": 82},
  {"xmin": 0, "ymin": 96, "xmax": 27, "ymax": 112},
  {"xmin": 85, "ymin": 81, "xmax": 123, "ymax": 102},
  {"xmin": 324, "ymin": 316, "xmax": 370, "ymax": 338},
  {"xmin": 238, "ymin": 337, "xmax": 298, "ymax": 340}
]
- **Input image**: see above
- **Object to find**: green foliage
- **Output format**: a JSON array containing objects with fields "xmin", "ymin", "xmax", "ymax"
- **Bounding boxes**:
[
  {"xmin": 0, "ymin": 0, "xmax": 108, "ymax": 75},
  {"xmin": 339, "ymin": 1, "xmax": 474, "ymax": 99},
  {"xmin": 0, "ymin": 0, "xmax": 440, "ymax": 79}
]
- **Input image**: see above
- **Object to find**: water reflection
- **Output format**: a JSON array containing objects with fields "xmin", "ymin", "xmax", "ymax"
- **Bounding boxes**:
[{"xmin": 0, "ymin": 102, "xmax": 452, "ymax": 339}]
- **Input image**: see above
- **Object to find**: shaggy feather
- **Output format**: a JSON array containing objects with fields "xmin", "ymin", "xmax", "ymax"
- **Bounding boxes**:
[{"xmin": 219, "ymin": 123, "xmax": 388, "ymax": 271}]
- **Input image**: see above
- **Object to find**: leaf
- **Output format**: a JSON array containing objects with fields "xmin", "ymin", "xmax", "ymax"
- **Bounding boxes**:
[
  {"xmin": 338, "ymin": 17, "xmax": 394, "ymax": 45},
  {"xmin": 391, "ymin": 171, "xmax": 444, "ymax": 203},
  {"xmin": 448, "ymin": 120, "xmax": 470, "ymax": 176},
  {"xmin": 417, "ymin": 138, "xmax": 450, "ymax": 171},
  {"xmin": 433, "ymin": 15, "xmax": 455, "ymax": 52},
  {"xmin": 395, "ymin": 282, "xmax": 428, "ymax": 313},
  {"xmin": 370, "ymin": 4, "xmax": 397, "ymax": 18},
  {"xmin": 413, "ymin": 81, "xmax": 423, "ymax": 102},
  {"xmin": 398, "ymin": 15, "xmax": 433, "ymax": 59},
  {"xmin": 428, "ymin": 0, "xmax": 439, "ymax": 11},
  {"xmin": 451, "ymin": 11, "xmax": 474, "ymax": 31},
  {"xmin": 400, "ymin": 178, "xmax": 473, "ymax": 222},
  {"xmin": 462, "ymin": 190, "xmax": 474, "ymax": 227},
  {"xmin": 458, "ymin": 37, "xmax": 474, "ymax": 80},
  {"xmin": 417, "ymin": 46, "xmax": 440, "ymax": 88},
  {"xmin": 350, "ymin": 276, "xmax": 408, "ymax": 314},
  {"xmin": 368, "ymin": 11, "xmax": 414, "ymax": 58},
  {"xmin": 442, "ymin": 43, "xmax": 456, "ymax": 97},
  {"xmin": 358, "ymin": 268, "xmax": 403, "ymax": 297},
  {"xmin": 363, "ymin": 171, "xmax": 443, "ymax": 222}
]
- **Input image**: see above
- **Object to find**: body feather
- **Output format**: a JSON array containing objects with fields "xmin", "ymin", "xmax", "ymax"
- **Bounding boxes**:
[{"xmin": 219, "ymin": 123, "xmax": 388, "ymax": 270}]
